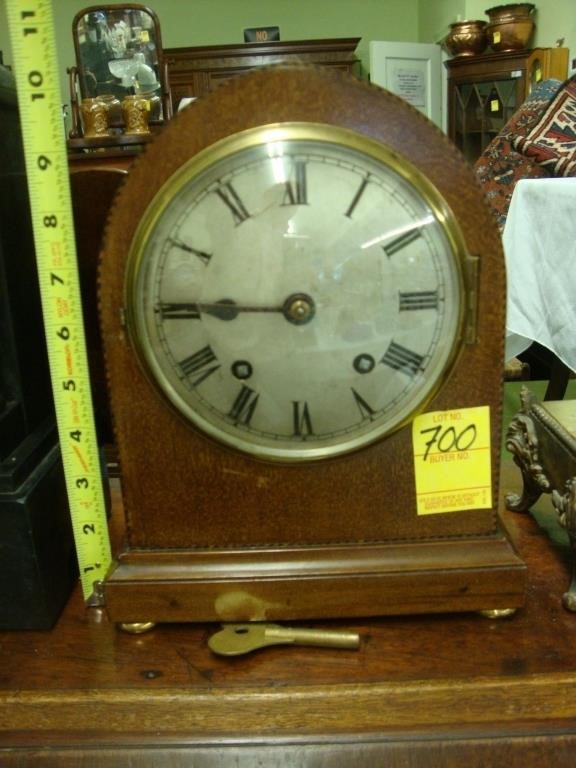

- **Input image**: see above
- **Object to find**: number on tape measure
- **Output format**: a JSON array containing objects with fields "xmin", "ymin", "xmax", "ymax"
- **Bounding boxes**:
[{"xmin": 6, "ymin": 0, "xmax": 112, "ymax": 602}]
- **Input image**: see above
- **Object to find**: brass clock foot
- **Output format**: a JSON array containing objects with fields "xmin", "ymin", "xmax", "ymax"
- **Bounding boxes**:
[
  {"xmin": 118, "ymin": 621, "xmax": 156, "ymax": 634},
  {"xmin": 478, "ymin": 608, "xmax": 517, "ymax": 619},
  {"xmin": 562, "ymin": 591, "xmax": 576, "ymax": 612}
]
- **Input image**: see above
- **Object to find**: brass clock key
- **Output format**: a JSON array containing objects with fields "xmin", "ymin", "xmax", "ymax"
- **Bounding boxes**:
[{"xmin": 208, "ymin": 623, "xmax": 361, "ymax": 656}]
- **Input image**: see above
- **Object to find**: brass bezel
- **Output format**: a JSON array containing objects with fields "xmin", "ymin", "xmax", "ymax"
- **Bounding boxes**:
[{"xmin": 125, "ymin": 122, "xmax": 468, "ymax": 462}]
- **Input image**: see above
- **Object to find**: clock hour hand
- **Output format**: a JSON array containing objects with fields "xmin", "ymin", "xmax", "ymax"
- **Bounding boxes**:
[{"xmin": 158, "ymin": 293, "xmax": 316, "ymax": 326}]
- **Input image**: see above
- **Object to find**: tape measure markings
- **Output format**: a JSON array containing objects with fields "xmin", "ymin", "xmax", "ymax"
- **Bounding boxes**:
[{"xmin": 7, "ymin": 0, "xmax": 112, "ymax": 601}]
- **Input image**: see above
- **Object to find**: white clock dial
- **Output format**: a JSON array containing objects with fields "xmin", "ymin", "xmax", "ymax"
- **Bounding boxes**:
[{"xmin": 126, "ymin": 124, "xmax": 466, "ymax": 460}]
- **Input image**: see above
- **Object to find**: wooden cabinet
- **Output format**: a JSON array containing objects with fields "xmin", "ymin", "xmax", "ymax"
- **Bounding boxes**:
[
  {"xmin": 446, "ymin": 47, "xmax": 568, "ymax": 163},
  {"xmin": 164, "ymin": 38, "xmax": 361, "ymax": 108}
]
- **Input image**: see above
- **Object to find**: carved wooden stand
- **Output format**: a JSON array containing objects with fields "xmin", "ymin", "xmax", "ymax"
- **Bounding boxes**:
[{"xmin": 506, "ymin": 388, "xmax": 576, "ymax": 610}]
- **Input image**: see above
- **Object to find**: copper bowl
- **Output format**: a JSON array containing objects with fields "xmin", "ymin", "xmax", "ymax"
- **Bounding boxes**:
[
  {"xmin": 444, "ymin": 20, "xmax": 489, "ymax": 57},
  {"xmin": 485, "ymin": 3, "xmax": 535, "ymax": 21},
  {"xmin": 485, "ymin": 4, "xmax": 535, "ymax": 52}
]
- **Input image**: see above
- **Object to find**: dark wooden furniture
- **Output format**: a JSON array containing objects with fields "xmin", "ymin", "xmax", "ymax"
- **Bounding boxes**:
[
  {"xmin": 63, "ymin": 154, "xmax": 136, "ymax": 473},
  {"xmin": 69, "ymin": 166, "xmax": 128, "ymax": 452},
  {"xmin": 446, "ymin": 47, "xmax": 568, "ymax": 163},
  {"xmin": 1, "ymin": 459, "xmax": 576, "ymax": 764},
  {"xmin": 164, "ymin": 37, "xmax": 361, "ymax": 107}
]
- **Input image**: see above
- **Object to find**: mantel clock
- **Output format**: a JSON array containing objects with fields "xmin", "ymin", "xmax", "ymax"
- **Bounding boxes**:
[{"xmin": 99, "ymin": 65, "xmax": 525, "ymax": 625}]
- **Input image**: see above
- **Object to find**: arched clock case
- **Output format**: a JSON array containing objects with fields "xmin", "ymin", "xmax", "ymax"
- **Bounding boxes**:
[{"xmin": 99, "ymin": 65, "xmax": 525, "ymax": 625}]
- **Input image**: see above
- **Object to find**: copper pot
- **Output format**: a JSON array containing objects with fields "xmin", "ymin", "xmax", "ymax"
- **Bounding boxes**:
[
  {"xmin": 485, "ymin": 4, "xmax": 535, "ymax": 52},
  {"xmin": 121, "ymin": 94, "xmax": 151, "ymax": 135},
  {"xmin": 444, "ymin": 20, "xmax": 489, "ymax": 57},
  {"xmin": 80, "ymin": 97, "xmax": 109, "ymax": 138}
]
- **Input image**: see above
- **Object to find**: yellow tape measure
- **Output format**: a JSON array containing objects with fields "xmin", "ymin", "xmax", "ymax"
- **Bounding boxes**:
[{"xmin": 7, "ymin": 0, "xmax": 112, "ymax": 602}]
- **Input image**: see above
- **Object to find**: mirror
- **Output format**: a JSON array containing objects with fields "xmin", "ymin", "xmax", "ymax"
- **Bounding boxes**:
[{"xmin": 70, "ymin": 4, "xmax": 172, "ymax": 142}]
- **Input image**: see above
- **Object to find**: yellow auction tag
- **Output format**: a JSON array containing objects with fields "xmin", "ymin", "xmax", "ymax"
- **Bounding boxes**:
[
  {"xmin": 412, "ymin": 406, "xmax": 492, "ymax": 516},
  {"xmin": 7, "ymin": 0, "xmax": 112, "ymax": 602}
]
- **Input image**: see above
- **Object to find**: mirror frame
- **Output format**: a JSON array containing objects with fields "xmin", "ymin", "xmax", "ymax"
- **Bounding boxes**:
[{"xmin": 70, "ymin": 4, "xmax": 172, "ymax": 143}]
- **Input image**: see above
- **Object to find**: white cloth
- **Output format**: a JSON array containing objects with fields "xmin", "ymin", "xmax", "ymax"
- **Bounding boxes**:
[{"xmin": 504, "ymin": 178, "xmax": 576, "ymax": 371}]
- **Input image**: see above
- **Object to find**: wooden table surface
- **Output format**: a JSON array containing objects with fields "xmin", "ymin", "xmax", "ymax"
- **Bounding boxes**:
[{"xmin": 2, "ymin": 460, "xmax": 576, "ymax": 766}]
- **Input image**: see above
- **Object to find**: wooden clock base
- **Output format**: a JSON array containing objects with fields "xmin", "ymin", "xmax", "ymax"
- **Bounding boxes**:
[{"xmin": 103, "ymin": 530, "xmax": 526, "ymax": 624}]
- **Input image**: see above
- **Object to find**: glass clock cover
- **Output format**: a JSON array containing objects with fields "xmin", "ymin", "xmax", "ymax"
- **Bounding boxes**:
[{"xmin": 126, "ymin": 124, "xmax": 465, "ymax": 461}]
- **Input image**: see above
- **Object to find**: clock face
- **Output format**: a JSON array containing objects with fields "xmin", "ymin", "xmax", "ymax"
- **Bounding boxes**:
[{"xmin": 126, "ymin": 123, "xmax": 466, "ymax": 461}]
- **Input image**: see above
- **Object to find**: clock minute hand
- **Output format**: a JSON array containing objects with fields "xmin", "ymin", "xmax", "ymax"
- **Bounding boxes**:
[{"xmin": 159, "ymin": 293, "xmax": 316, "ymax": 326}]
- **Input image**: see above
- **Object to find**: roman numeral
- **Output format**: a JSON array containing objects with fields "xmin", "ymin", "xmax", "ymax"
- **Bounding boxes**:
[
  {"xmin": 345, "ymin": 175, "xmax": 370, "ymax": 218},
  {"xmin": 167, "ymin": 238, "xmax": 212, "ymax": 264},
  {"xmin": 229, "ymin": 385, "xmax": 259, "ymax": 425},
  {"xmin": 215, "ymin": 182, "xmax": 251, "ymax": 225},
  {"xmin": 179, "ymin": 345, "xmax": 221, "ymax": 386},
  {"xmin": 398, "ymin": 290, "xmax": 439, "ymax": 311},
  {"xmin": 382, "ymin": 228, "xmax": 422, "ymax": 257},
  {"xmin": 351, "ymin": 388, "xmax": 376, "ymax": 420},
  {"xmin": 282, "ymin": 160, "xmax": 308, "ymax": 206},
  {"xmin": 292, "ymin": 401, "xmax": 314, "ymax": 437},
  {"xmin": 380, "ymin": 342, "xmax": 424, "ymax": 377},
  {"xmin": 158, "ymin": 302, "xmax": 201, "ymax": 319}
]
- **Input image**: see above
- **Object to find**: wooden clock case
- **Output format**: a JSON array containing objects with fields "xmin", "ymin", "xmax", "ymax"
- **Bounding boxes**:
[{"xmin": 99, "ymin": 65, "xmax": 526, "ymax": 624}]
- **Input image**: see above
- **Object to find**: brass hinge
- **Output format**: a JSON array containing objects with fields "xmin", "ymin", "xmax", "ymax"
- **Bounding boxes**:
[{"xmin": 464, "ymin": 254, "xmax": 480, "ymax": 345}]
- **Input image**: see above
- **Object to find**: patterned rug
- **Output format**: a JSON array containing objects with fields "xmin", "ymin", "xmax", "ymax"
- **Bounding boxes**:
[
  {"xmin": 513, "ymin": 76, "xmax": 576, "ymax": 176},
  {"xmin": 473, "ymin": 78, "xmax": 562, "ymax": 232}
]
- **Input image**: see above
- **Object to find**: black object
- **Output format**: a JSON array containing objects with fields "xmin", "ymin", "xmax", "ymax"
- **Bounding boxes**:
[
  {"xmin": 518, "ymin": 342, "xmax": 571, "ymax": 400},
  {"xmin": 243, "ymin": 26, "xmax": 280, "ymax": 43},
  {"xmin": 0, "ymin": 64, "xmax": 77, "ymax": 629}
]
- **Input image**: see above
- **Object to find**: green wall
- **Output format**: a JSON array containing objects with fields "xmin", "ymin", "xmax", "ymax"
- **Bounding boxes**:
[
  {"xmin": 418, "ymin": 0, "xmax": 466, "ymax": 44},
  {"xmin": 0, "ymin": 0, "xmax": 572, "ymax": 112},
  {"xmin": 0, "ymin": 0, "xmax": 419, "ymax": 103}
]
